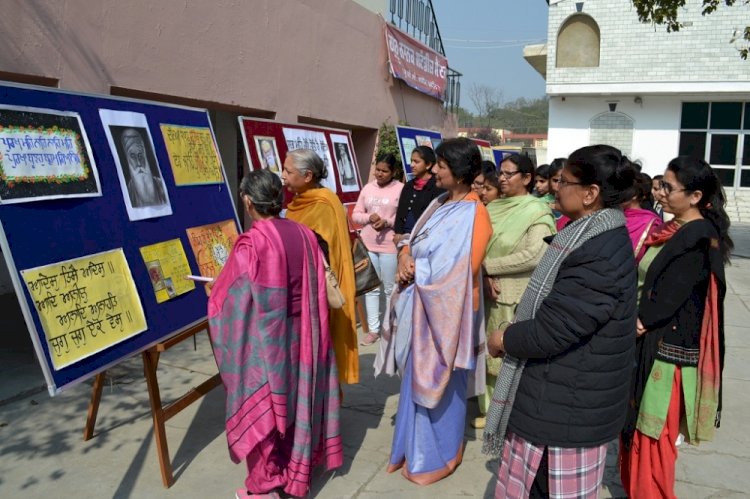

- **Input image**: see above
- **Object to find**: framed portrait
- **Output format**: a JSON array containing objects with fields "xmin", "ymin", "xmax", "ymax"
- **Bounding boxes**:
[
  {"xmin": 253, "ymin": 135, "xmax": 281, "ymax": 176},
  {"xmin": 330, "ymin": 134, "xmax": 360, "ymax": 193},
  {"xmin": 99, "ymin": 109, "xmax": 172, "ymax": 221}
]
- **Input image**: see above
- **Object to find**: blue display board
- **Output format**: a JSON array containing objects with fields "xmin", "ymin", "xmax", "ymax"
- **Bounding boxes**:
[
  {"xmin": 0, "ymin": 82, "xmax": 239, "ymax": 395},
  {"xmin": 493, "ymin": 149, "xmax": 517, "ymax": 166},
  {"xmin": 394, "ymin": 125, "xmax": 442, "ymax": 179}
]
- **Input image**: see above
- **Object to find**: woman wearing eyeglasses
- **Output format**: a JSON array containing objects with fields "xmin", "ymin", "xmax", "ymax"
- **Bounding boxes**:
[
  {"xmin": 620, "ymin": 156, "xmax": 731, "ymax": 498},
  {"xmin": 473, "ymin": 154, "xmax": 555, "ymax": 429},
  {"xmin": 483, "ymin": 145, "xmax": 638, "ymax": 498}
]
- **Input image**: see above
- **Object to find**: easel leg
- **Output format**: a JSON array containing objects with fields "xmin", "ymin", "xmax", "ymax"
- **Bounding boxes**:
[
  {"xmin": 142, "ymin": 349, "xmax": 174, "ymax": 488},
  {"xmin": 356, "ymin": 297, "xmax": 369, "ymax": 335},
  {"xmin": 83, "ymin": 371, "xmax": 106, "ymax": 441}
]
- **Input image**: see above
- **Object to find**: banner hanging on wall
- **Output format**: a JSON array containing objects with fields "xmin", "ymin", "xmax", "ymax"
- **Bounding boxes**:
[
  {"xmin": 0, "ymin": 105, "xmax": 101, "ymax": 204},
  {"xmin": 384, "ymin": 23, "xmax": 448, "ymax": 101}
]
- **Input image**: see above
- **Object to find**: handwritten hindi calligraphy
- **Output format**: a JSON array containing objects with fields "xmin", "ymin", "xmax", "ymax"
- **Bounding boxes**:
[
  {"xmin": 139, "ymin": 239, "xmax": 195, "ymax": 303},
  {"xmin": 160, "ymin": 124, "xmax": 223, "ymax": 185},
  {"xmin": 185, "ymin": 220, "xmax": 239, "ymax": 290},
  {"xmin": 0, "ymin": 105, "xmax": 101, "ymax": 204},
  {"xmin": 282, "ymin": 128, "xmax": 337, "ymax": 192},
  {"xmin": 20, "ymin": 249, "xmax": 147, "ymax": 370}
]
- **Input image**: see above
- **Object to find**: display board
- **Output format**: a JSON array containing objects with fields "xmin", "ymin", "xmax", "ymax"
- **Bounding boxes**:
[
  {"xmin": 238, "ymin": 117, "xmax": 362, "ymax": 205},
  {"xmin": 0, "ymin": 82, "xmax": 239, "ymax": 395},
  {"xmin": 394, "ymin": 125, "xmax": 442, "ymax": 180},
  {"xmin": 493, "ymin": 148, "xmax": 518, "ymax": 166},
  {"xmin": 470, "ymin": 138, "xmax": 497, "ymax": 165}
]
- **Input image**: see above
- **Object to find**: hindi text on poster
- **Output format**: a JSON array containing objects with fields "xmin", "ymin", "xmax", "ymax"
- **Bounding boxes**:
[
  {"xmin": 384, "ymin": 24, "xmax": 448, "ymax": 101},
  {"xmin": 21, "ymin": 249, "xmax": 147, "ymax": 370},
  {"xmin": 185, "ymin": 219, "xmax": 239, "ymax": 285},
  {"xmin": 160, "ymin": 124, "xmax": 223, "ymax": 185}
]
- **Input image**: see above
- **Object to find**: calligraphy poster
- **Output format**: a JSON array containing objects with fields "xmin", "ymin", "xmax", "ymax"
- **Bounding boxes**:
[
  {"xmin": 99, "ymin": 109, "xmax": 172, "ymax": 221},
  {"xmin": 400, "ymin": 137, "xmax": 417, "ymax": 180},
  {"xmin": 330, "ymin": 134, "xmax": 360, "ymax": 193},
  {"xmin": 185, "ymin": 220, "xmax": 239, "ymax": 296},
  {"xmin": 415, "ymin": 135, "xmax": 433, "ymax": 148},
  {"xmin": 253, "ymin": 136, "xmax": 282, "ymax": 177},
  {"xmin": 0, "ymin": 105, "xmax": 101, "ymax": 204},
  {"xmin": 160, "ymin": 124, "xmax": 223, "ymax": 185},
  {"xmin": 20, "ymin": 249, "xmax": 147, "ymax": 371},
  {"xmin": 139, "ymin": 239, "xmax": 195, "ymax": 303},
  {"xmin": 282, "ymin": 127, "xmax": 337, "ymax": 192}
]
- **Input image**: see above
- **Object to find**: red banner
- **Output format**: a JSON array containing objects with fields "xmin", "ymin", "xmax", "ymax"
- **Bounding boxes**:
[{"xmin": 384, "ymin": 23, "xmax": 448, "ymax": 101}]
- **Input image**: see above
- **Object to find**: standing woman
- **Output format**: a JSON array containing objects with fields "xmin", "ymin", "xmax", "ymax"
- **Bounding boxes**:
[
  {"xmin": 393, "ymin": 145, "xmax": 445, "ymax": 244},
  {"xmin": 620, "ymin": 157, "xmax": 731, "ymax": 498},
  {"xmin": 623, "ymin": 171, "xmax": 662, "ymax": 264},
  {"xmin": 376, "ymin": 137, "xmax": 492, "ymax": 485},
  {"xmin": 474, "ymin": 154, "xmax": 555, "ymax": 429},
  {"xmin": 208, "ymin": 170, "xmax": 342, "ymax": 498},
  {"xmin": 351, "ymin": 153, "xmax": 404, "ymax": 346},
  {"xmin": 483, "ymin": 145, "xmax": 637, "ymax": 498},
  {"xmin": 282, "ymin": 149, "xmax": 359, "ymax": 385}
]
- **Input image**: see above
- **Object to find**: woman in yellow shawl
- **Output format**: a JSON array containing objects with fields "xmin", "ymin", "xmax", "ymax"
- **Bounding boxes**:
[
  {"xmin": 474, "ymin": 154, "xmax": 555, "ymax": 428},
  {"xmin": 282, "ymin": 149, "xmax": 359, "ymax": 384}
]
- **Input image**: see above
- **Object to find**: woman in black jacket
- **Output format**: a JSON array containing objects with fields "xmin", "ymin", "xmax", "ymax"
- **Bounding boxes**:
[
  {"xmin": 392, "ymin": 145, "xmax": 445, "ymax": 244},
  {"xmin": 620, "ymin": 157, "xmax": 731, "ymax": 498},
  {"xmin": 483, "ymin": 145, "xmax": 638, "ymax": 498}
]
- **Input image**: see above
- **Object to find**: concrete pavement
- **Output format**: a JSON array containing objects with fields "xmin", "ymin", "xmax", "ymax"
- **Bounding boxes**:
[{"xmin": 1, "ymin": 225, "xmax": 750, "ymax": 498}]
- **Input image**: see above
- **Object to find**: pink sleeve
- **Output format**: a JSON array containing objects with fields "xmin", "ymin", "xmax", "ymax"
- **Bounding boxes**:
[{"xmin": 351, "ymin": 185, "xmax": 370, "ymax": 225}]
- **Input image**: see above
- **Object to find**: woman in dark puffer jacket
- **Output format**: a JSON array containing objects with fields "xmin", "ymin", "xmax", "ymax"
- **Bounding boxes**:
[{"xmin": 483, "ymin": 145, "xmax": 638, "ymax": 498}]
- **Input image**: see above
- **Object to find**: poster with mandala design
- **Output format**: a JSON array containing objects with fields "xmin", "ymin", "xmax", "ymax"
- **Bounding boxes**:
[{"xmin": 185, "ymin": 219, "xmax": 240, "ymax": 293}]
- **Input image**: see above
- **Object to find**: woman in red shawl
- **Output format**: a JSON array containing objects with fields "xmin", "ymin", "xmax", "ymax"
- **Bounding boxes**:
[
  {"xmin": 208, "ymin": 169, "xmax": 342, "ymax": 498},
  {"xmin": 620, "ymin": 157, "xmax": 732, "ymax": 498},
  {"xmin": 623, "ymin": 171, "xmax": 662, "ymax": 264}
]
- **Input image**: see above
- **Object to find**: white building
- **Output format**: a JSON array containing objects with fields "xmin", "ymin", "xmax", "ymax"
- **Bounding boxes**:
[{"xmin": 525, "ymin": 0, "xmax": 750, "ymax": 221}]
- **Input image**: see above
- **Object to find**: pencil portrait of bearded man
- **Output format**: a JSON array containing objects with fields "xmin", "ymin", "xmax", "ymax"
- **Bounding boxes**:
[{"xmin": 115, "ymin": 127, "xmax": 168, "ymax": 208}]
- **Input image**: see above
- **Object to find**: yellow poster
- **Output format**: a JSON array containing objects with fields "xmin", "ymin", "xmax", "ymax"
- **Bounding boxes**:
[
  {"xmin": 160, "ymin": 124, "xmax": 223, "ymax": 185},
  {"xmin": 21, "ymin": 249, "xmax": 147, "ymax": 371},
  {"xmin": 185, "ymin": 219, "xmax": 240, "ymax": 281},
  {"xmin": 139, "ymin": 239, "xmax": 195, "ymax": 303}
]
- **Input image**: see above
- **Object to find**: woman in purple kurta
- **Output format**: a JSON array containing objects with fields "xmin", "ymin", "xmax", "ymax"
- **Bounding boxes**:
[{"xmin": 208, "ymin": 170, "xmax": 342, "ymax": 498}]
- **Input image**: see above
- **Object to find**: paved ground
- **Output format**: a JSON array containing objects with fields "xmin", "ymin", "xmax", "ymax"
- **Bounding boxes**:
[{"xmin": 1, "ymin": 225, "xmax": 749, "ymax": 498}]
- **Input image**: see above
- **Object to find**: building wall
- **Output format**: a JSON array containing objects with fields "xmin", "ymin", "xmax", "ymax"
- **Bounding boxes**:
[
  {"xmin": 0, "ymin": 0, "xmax": 448, "ymax": 174},
  {"xmin": 546, "ymin": 0, "xmax": 750, "ymax": 89}
]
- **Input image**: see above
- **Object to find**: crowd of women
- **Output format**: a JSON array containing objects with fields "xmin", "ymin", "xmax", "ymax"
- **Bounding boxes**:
[{"xmin": 206, "ymin": 136, "xmax": 731, "ymax": 498}]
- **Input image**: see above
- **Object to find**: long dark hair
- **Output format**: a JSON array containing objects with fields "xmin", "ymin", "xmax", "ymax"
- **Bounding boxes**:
[
  {"xmin": 566, "ymin": 144, "xmax": 637, "ymax": 208},
  {"xmin": 667, "ymin": 156, "xmax": 733, "ymax": 263}
]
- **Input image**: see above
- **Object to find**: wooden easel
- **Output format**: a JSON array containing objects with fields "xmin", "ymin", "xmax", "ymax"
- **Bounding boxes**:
[{"xmin": 83, "ymin": 319, "xmax": 222, "ymax": 488}]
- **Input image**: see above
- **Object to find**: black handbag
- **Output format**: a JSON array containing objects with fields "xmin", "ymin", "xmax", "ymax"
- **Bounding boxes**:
[{"xmin": 352, "ymin": 235, "xmax": 381, "ymax": 296}]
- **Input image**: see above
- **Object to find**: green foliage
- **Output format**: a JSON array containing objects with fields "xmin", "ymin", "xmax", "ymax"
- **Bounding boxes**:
[
  {"xmin": 376, "ymin": 122, "xmax": 405, "ymax": 181},
  {"xmin": 457, "ymin": 96, "xmax": 549, "ymax": 134},
  {"xmin": 632, "ymin": 0, "xmax": 749, "ymax": 59},
  {"xmin": 469, "ymin": 128, "xmax": 503, "ymax": 145}
]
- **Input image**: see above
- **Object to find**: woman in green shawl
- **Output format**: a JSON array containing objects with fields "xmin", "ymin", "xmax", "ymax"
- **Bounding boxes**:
[{"xmin": 473, "ymin": 154, "xmax": 556, "ymax": 429}]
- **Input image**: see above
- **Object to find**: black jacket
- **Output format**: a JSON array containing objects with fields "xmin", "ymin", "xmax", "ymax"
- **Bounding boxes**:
[
  {"xmin": 393, "ymin": 175, "xmax": 445, "ymax": 234},
  {"xmin": 505, "ymin": 226, "xmax": 637, "ymax": 448}
]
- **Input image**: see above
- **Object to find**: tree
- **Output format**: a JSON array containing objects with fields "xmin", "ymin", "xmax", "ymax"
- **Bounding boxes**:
[
  {"xmin": 468, "ymin": 83, "xmax": 502, "ymax": 128},
  {"xmin": 632, "ymin": 0, "xmax": 749, "ymax": 59},
  {"xmin": 470, "ymin": 128, "xmax": 502, "ymax": 146}
]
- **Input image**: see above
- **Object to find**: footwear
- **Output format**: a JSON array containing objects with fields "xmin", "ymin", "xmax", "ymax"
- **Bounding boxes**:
[
  {"xmin": 360, "ymin": 332, "xmax": 380, "ymax": 346},
  {"xmin": 471, "ymin": 416, "xmax": 486, "ymax": 429},
  {"xmin": 235, "ymin": 489, "xmax": 280, "ymax": 499}
]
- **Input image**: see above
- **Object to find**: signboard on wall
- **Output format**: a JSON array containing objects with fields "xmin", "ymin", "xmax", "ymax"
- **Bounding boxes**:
[{"xmin": 384, "ymin": 23, "xmax": 448, "ymax": 101}]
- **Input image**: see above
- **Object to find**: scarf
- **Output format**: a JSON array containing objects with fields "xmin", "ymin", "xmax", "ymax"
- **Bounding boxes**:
[
  {"xmin": 413, "ymin": 175, "xmax": 430, "ymax": 191},
  {"xmin": 482, "ymin": 208, "xmax": 626, "ymax": 456},
  {"xmin": 624, "ymin": 208, "xmax": 662, "ymax": 263},
  {"xmin": 485, "ymin": 195, "xmax": 555, "ymax": 258}
]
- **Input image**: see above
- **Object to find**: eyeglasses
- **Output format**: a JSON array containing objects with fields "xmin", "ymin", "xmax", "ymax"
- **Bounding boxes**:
[
  {"xmin": 658, "ymin": 180, "xmax": 687, "ymax": 195},
  {"xmin": 499, "ymin": 170, "xmax": 521, "ymax": 179},
  {"xmin": 558, "ymin": 178, "xmax": 585, "ymax": 188}
]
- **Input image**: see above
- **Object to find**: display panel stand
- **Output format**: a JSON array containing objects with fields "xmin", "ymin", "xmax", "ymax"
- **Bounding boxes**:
[{"xmin": 82, "ymin": 319, "xmax": 222, "ymax": 488}]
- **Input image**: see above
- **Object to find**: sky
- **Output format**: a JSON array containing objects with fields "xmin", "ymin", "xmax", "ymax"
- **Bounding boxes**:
[{"xmin": 431, "ymin": 0, "xmax": 549, "ymax": 112}]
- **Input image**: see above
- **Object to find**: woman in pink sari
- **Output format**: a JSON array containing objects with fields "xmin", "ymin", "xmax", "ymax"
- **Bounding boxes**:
[
  {"xmin": 624, "ymin": 171, "xmax": 662, "ymax": 264},
  {"xmin": 208, "ymin": 169, "xmax": 342, "ymax": 498}
]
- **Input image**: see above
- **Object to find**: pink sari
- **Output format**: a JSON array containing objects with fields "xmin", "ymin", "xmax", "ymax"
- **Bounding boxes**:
[
  {"xmin": 624, "ymin": 208, "xmax": 662, "ymax": 264},
  {"xmin": 208, "ymin": 218, "xmax": 342, "ymax": 497}
]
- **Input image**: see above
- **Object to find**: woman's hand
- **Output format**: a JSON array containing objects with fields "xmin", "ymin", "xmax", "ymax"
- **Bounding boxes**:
[
  {"xmin": 397, "ymin": 252, "xmax": 415, "ymax": 285},
  {"xmin": 393, "ymin": 233, "xmax": 404, "ymax": 245},
  {"xmin": 484, "ymin": 276, "xmax": 499, "ymax": 300},
  {"xmin": 488, "ymin": 329, "xmax": 505, "ymax": 357},
  {"xmin": 372, "ymin": 219, "xmax": 387, "ymax": 231},
  {"xmin": 636, "ymin": 317, "xmax": 647, "ymax": 337},
  {"xmin": 369, "ymin": 213, "xmax": 381, "ymax": 224}
]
